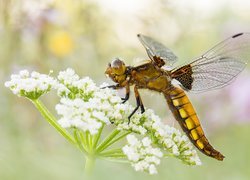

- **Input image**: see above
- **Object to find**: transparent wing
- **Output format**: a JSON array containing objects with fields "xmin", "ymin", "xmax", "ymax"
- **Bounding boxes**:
[
  {"xmin": 171, "ymin": 32, "xmax": 248, "ymax": 92},
  {"xmin": 137, "ymin": 34, "xmax": 178, "ymax": 67}
]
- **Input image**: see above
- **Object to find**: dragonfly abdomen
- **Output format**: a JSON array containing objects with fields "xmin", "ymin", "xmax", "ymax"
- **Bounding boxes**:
[{"xmin": 164, "ymin": 86, "xmax": 225, "ymax": 161}]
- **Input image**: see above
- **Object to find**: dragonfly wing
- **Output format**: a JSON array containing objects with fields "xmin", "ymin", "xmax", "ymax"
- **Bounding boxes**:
[
  {"xmin": 171, "ymin": 32, "xmax": 248, "ymax": 92},
  {"xmin": 137, "ymin": 34, "xmax": 178, "ymax": 67}
]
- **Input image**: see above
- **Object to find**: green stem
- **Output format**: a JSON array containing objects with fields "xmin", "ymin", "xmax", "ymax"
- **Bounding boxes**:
[
  {"xmin": 79, "ymin": 131, "xmax": 88, "ymax": 152},
  {"xmin": 74, "ymin": 130, "xmax": 87, "ymax": 154},
  {"xmin": 84, "ymin": 156, "xmax": 95, "ymax": 176},
  {"xmin": 102, "ymin": 131, "xmax": 130, "ymax": 150},
  {"xmin": 88, "ymin": 131, "xmax": 93, "ymax": 150},
  {"xmin": 92, "ymin": 124, "xmax": 104, "ymax": 148},
  {"xmin": 99, "ymin": 157, "xmax": 128, "ymax": 163},
  {"xmin": 101, "ymin": 153, "xmax": 126, "ymax": 158},
  {"xmin": 85, "ymin": 131, "xmax": 90, "ymax": 150},
  {"xmin": 31, "ymin": 99, "xmax": 75, "ymax": 145},
  {"xmin": 163, "ymin": 153, "xmax": 174, "ymax": 158},
  {"xmin": 99, "ymin": 148, "xmax": 123, "ymax": 156},
  {"xmin": 96, "ymin": 129, "xmax": 120, "ymax": 153}
]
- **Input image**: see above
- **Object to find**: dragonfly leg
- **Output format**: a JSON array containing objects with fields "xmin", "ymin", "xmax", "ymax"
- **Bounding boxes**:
[
  {"xmin": 134, "ymin": 86, "xmax": 145, "ymax": 113},
  {"xmin": 128, "ymin": 86, "xmax": 145, "ymax": 123},
  {"xmin": 101, "ymin": 84, "xmax": 121, "ymax": 89},
  {"xmin": 121, "ymin": 84, "xmax": 130, "ymax": 103},
  {"xmin": 102, "ymin": 82, "xmax": 130, "ymax": 103}
]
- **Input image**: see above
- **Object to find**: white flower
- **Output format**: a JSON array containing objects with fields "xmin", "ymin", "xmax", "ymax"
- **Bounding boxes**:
[
  {"xmin": 116, "ymin": 112, "xmax": 148, "ymax": 135},
  {"xmin": 142, "ymin": 137, "xmax": 151, "ymax": 147},
  {"xmin": 55, "ymin": 71, "xmax": 136, "ymax": 135},
  {"xmin": 56, "ymin": 68, "xmax": 97, "ymax": 99},
  {"xmin": 122, "ymin": 145, "xmax": 140, "ymax": 162},
  {"xmin": 138, "ymin": 109, "xmax": 201, "ymax": 165},
  {"xmin": 127, "ymin": 134, "xmax": 140, "ymax": 147},
  {"xmin": 56, "ymin": 97, "xmax": 105, "ymax": 135},
  {"xmin": 189, "ymin": 152, "xmax": 202, "ymax": 165},
  {"xmin": 58, "ymin": 68, "xmax": 79, "ymax": 84},
  {"xmin": 148, "ymin": 164, "xmax": 157, "ymax": 175},
  {"xmin": 5, "ymin": 70, "xmax": 57, "ymax": 99},
  {"xmin": 123, "ymin": 135, "xmax": 163, "ymax": 174}
]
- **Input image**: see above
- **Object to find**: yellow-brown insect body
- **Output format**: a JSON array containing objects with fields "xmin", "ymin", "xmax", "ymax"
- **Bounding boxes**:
[
  {"xmin": 105, "ymin": 60, "xmax": 225, "ymax": 161},
  {"xmin": 131, "ymin": 63, "xmax": 224, "ymax": 160},
  {"xmin": 164, "ymin": 87, "xmax": 225, "ymax": 160},
  {"xmin": 131, "ymin": 62, "xmax": 171, "ymax": 92}
]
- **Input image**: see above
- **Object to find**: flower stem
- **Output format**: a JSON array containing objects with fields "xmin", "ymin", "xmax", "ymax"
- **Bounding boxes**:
[
  {"xmin": 96, "ymin": 129, "xmax": 120, "ymax": 153},
  {"xmin": 92, "ymin": 124, "xmax": 104, "ymax": 148},
  {"xmin": 84, "ymin": 156, "xmax": 95, "ymax": 176},
  {"xmin": 88, "ymin": 131, "xmax": 93, "ymax": 150},
  {"xmin": 31, "ymin": 99, "xmax": 76, "ymax": 145},
  {"xmin": 103, "ymin": 131, "xmax": 131, "ymax": 149},
  {"xmin": 101, "ymin": 153, "xmax": 126, "ymax": 158},
  {"xmin": 99, "ymin": 157, "xmax": 128, "ymax": 163},
  {"xmin": 79, "ymin": 131, "xmax": 88, "ymax": 152},
  {"xmin": 98, "ymin": 148, "xmax": 123, "ymax": 156},
  {"xmin": 74, "ymin": 129, "xmax": 87, "ymax": 154}
]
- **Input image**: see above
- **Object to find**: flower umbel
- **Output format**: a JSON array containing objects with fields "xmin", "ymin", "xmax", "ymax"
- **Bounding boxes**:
[
  {"xmin": 5, "ymin": 70, "xmax": 56, "ymax": 99},
  {"xmin": 123, "ymin": 135, "xmax": 163, "ymax": 174},
  {"xmin": 5, "ymin": 68, "xmax": 201, "ymax": 175},
  {"xmin": 57, "ymin": 68, "xmax": 97, "ymax": 99}
]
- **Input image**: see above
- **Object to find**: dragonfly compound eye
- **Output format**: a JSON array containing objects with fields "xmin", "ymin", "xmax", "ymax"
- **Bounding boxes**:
[{"xmin": 111, "ymin": 58, "xmax": 126, "ymax": 75}]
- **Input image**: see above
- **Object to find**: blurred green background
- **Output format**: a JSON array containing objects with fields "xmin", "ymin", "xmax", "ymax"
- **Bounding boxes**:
[{"xmin": 1, "ymin": 0, "xmax": 250, "ymax": 179}]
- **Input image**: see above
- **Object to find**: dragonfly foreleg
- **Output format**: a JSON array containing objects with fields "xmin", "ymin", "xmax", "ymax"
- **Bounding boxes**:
[
  {"xmin": 102, "ymin": 82, "xmax": 131, "ymax": 103},
  {"xmin": 101, "ymin": 84, "xmax": 122, "ymax": 89},
  {"xmin": 128, "ymin": 86, "xmax": 145, "ymax": 123},
  {"xmin": 121, "ymin": 84, "xmax": 130, "ymax": 103}
]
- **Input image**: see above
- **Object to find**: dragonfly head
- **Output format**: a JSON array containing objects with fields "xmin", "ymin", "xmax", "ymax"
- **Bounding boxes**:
[{"xmin": 105, "ymin": 58, "xmax": 127, "ymax": 83}]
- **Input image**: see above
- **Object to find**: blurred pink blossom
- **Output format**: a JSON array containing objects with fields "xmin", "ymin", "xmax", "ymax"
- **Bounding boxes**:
[{"xmin": 227, "ymin": 72, "xmax": 250, "ymax": 123}]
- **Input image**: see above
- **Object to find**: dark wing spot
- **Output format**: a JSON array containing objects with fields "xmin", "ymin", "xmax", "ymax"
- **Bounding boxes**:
[
  {"xmin": 171, "ymin": 65, "xmax": 194, "ymax": 90},
  {"xmin": 232, "ymin": 33, "xmax": 243, "ymax": 38}
]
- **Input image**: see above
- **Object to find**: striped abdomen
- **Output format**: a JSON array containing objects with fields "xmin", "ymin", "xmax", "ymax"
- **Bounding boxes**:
[{"xmin": 164, "ymin": 86, "xmax": 225, "ymax": 161}]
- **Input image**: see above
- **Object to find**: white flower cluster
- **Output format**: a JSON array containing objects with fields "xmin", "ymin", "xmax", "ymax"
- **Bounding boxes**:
[
  {"xmin": 122, "ymin": 135, "xmax": 163, "ymax": 175},
  {"xmin": 57, "ymin": 68, "xmax": 97, "ymax": 99},
  {"xmin": 5, "ymin": 70, "xmax": 56, "ymax": 99},
  {"xmin": 118, "ymin": 109, "xmax": 201, "ymax": 166},
  {"xmin": 56, "ymin": 98, "xmax": 106, "ymax": 135},
  {"xmin": 55, "ymin": 69, "xmax": 134, "ymax": 135},
  {"xmin": 143, "ymin": 110, "xmax": 201, "ymax": 165},
  {"xmin": 115, "ymin": 109, "xmax": 201, "ymax": 165},
  {"xmin": 115, "ymin": 111, "xmax": 148, "ymax": 135}
]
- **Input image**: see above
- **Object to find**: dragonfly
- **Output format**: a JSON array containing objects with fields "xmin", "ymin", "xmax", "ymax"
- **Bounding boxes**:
[{"xmin": 105, "ymin": 32, "xmax": 248, "ymax": 161}]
